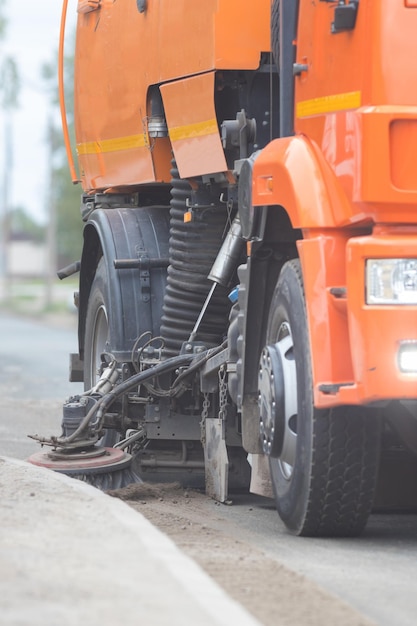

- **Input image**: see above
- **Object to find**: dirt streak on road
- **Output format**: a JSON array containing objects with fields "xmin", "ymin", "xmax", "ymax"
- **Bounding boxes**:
[{"xmin": 108, "ymin": 483, "xmax": 375, "ymax": 626}]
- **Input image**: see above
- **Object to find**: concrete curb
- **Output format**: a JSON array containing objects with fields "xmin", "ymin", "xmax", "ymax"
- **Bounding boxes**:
[{"xmin": 0, "ymin": 456, "xmax": 262, "ymax": 626}]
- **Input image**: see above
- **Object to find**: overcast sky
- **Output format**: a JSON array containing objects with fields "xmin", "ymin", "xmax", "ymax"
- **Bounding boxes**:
[{"xmin": 3, "ymin": 0, "xmax": 76, "ymax": 224}]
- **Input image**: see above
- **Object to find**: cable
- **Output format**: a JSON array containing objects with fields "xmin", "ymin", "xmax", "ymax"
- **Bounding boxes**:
[{"xmin": 55, "ymin": 351, "xmax": 203, "ymax": 446}]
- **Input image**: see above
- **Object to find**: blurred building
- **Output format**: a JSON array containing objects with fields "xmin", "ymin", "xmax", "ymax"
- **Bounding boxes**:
[{"xmin": 7, "ymin": 233, "xmax": 47, "ymax": 277}]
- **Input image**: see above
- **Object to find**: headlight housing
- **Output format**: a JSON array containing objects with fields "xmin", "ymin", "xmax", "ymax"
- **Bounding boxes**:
[
  {"xmin": 398, "ymin": 341, "xmax": 417, "ymax": 374},
  {"xmin": 366, "ymin": 259, "xmax": 417, "ymax": 304}
]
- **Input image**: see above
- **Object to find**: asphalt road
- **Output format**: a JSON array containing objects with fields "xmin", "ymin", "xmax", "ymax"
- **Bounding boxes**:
[
  {"xmin": 0, "ymin": 311, "xmax": 82, "ymax": 459},
  {"xmin": 1, "ymin": 311, "xmax": 417, "ymax": 626},
  {"xmin": 213, "ymin": 493, "xmax": 417, "ymax": 626}
]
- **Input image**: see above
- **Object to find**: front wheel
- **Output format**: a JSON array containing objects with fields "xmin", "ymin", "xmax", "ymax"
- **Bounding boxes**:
[{"xmin": 259, "ymin": 259, "xmax": 381, "ymax": 536}]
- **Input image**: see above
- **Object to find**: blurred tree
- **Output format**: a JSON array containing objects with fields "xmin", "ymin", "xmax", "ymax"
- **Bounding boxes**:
[
  {"xmin": 0, "ymin": 54, "xmax": 19, "ymax": 109},
  {"xmin": 42, "ymin": 33, "xmax": 83, "ymax": 269},
  {"xmin": 0, "ymin": 0, "xmax": 5, "ymax": 36},
  {"xmin": 10, "ymin": 206, "xmax": 45, "ymax": 242},
  {"xmin": 1, "ymin": 54, "xmax": 20, "ymax": 224},
  {"xmin": 0, "ymin": 0, "xmax": 20, "ymax": 288}
]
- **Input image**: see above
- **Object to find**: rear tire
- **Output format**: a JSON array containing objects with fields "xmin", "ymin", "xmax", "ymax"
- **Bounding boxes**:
[
  {"xmin": 84, "ymin": 257, "xmax": 118, "ymax": 447},
  {"xmin": 263, "ymin": 259, "xmax": 381, "ymax": 536}
]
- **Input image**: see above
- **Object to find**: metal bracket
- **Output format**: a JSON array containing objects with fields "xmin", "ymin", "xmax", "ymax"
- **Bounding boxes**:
[
  {"xmin": 203, "ymin": 366, "xmax": 229, "ymax": 502},
  {"xmin": 330, "ymin": 0, "xmax": 359, "ymax": 33},
  {"xmin": 204, "ymin": 417, "xmax": 229, "ymax": 503},
  {"xmin": 139, "ymin": 256, "xmax": 151, "ymax": 303},
  {"xmin": 293, "ymin": 63, "xmax": 309, "ymax": 76},
  {"xmin": 136, "ymin": 0, "xmax": 147, "ymax": 13}
]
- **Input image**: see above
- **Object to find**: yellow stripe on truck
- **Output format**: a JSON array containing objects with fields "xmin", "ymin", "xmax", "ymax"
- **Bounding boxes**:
[
  {"xmin": 77, "ymin": 133, "xmax": 147, "ymax": 156},
  {"xmin": 169, "ymin": 118, "xmax": 219, "ymax": 142},
  {"xmin": 297, "ymin": 91, "xmax": 362, "ymax": 118},
  {"xmin": 76, "ymin": 118, "xmax": 219, "ymax": 156}
]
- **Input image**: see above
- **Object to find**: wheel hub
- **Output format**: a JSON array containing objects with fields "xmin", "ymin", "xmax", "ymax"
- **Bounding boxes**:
[
  {"xmin": 258, "ymin": 344, "xmax": 285, "ymax": 457},
  {"xmin": 28, "ymin": 447, "xmax": 133, "ymax": 476}
]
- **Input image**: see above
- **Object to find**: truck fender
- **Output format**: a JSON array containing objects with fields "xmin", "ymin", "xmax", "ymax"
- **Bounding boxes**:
[
  {"xmin": 247, "ymin": 134, "xmax": 357, "ymax": 410},
  {"xmin": 238, "ymin": 135, "xmax": 357, "ymax": 450},
  {"xmin": 251, "ymin": 134, "xmax": 353, "ymax": 228},
  {"xmin": 78, "ymin": 206, "xmax": 170, "ymax": 362}
]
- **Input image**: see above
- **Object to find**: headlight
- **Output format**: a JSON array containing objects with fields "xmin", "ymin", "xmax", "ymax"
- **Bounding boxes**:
[
  {"xmin": 398, "ymin": 341, "xmax": 417, "ymax": 374},
  {"xmin": 366, "ymin": 259, "xmax": 417, "ymax": 304}
]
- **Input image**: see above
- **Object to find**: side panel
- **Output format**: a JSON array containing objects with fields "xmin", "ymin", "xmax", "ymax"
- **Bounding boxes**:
[
  {"xmin": 213, "ymin": 0, "xmax": 270, "ymax": 69},
  {"xmin": 160, "ymin": 73, "xmax": 228, "ymax": 179},
  {"xmin": 75, "ymin": 0, "xmax": 156, "ymax": 190},
  {"xmin": 297, "ymin": 234, "xmax": 355, "ymax": 406},
  {"xmin": 294, "ymin": 0, "xmax": 417, "ymax": 220},
  {"xmin": 73, "ymin": 0, "xmax": 270, "ymax": 192}
]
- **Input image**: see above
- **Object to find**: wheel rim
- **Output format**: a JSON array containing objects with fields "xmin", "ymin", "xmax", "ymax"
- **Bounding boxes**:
[
  {"xmin": 90, "ymin": 304, "xmax": 109, "ymax": 385},
  {"xmin": 90, "ymin": 303, "xmax": 118, "ymax": 446},
  {"xmin": 275, "ymin": 321, "xmax": 298, "ymax": 480}
]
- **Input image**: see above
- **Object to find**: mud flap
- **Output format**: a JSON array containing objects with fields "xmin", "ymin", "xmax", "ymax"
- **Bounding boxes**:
[
  {"xmin": 249, "ymin": 453, "xmax": 274, "ymax": 499},
  {"xmin": 204, "ymin": 417, "xmax": 229, "ymax": 503}
]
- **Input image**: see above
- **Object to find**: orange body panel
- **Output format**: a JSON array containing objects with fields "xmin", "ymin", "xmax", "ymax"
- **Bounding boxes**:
[
  {"xmin": 160, "ymin": 73, "xmax": 227, "ymax": 179},
  {"xmin": 344, "ymin": 230, "xmax": 417, "ymax": 403},
  {"xmin": 294, "ymin": 0, "xmax": 417, "ymax": 220},
  {"xmin": 252, "ymin": 0, "xmax": 417, "ymax": 407},
  {"xmin": 297, "ymin": 233, "xmax": 354, "ymax": 395},
  {"xmin": 72, "ymin": 0, "xmax": 270, "ymax": 191},
  {"xmin": 67, "ymin": 0, "xmax": 417, "ymax": 408},
  {"xmin": 252, "ymin": 135, "xmax": 355, "ymax": 228}
]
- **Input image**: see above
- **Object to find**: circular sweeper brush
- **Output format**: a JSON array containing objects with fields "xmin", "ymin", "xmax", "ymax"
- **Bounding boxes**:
[
  {"xmin": 27, "ymin": 352, "xmax": 202, "ymax": 491},
  {"xmin": 28, "ymin": 446, "xmax": 142, "ymax": 491}
]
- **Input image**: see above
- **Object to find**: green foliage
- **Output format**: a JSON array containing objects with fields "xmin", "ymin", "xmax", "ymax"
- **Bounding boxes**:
[
  {"xmin": 51, "ymin": 162, "xmax": 83, "ymax": 267},
  {"xmin": 0, "ymin": 2, "xmax": 20, "ymax": 109},
  {"xmin": 10, "ymin": 206, "xmax": 45, "ymax": 242},
  {"xmin": 0, "ymin": 55, "xmax": 19, "ymax": 109},
  {"xmin": 43, "ymin": 31, "xmax": 83, "ymax": 268},
  {"xmin": 0, "ymin": 0, "xmax": 6, "ymax": 41}
]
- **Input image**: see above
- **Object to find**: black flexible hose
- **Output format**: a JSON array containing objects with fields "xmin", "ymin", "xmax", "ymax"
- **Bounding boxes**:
[
  {"xmin": 170, "ymin": 341, "xmax": 227, "ymax": 388},
  {"xmin": 56, "ymin": 351, "xmax": 202, "ymax": 445},
  {"xmin": 99, "ymin": 352, "xmax": 197, "ymax": 412},
  {"xmin": 160, "ymin": 164, "xmax": 231, "ymax": 357}
]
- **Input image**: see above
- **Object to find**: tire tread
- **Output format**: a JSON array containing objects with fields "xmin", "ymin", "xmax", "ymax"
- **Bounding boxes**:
[
  {"xmin": 267, "ymin": 260, "xmax": 380, "ymax": 537},
  {"xmin": 304, "ymin": 408, "xmax": 380, "ymax": 537}
]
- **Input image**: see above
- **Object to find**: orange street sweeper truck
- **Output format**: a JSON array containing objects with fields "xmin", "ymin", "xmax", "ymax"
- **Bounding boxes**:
[{"xmin": 30, "ymin": 0, "xmax": 417, "ymax": 537}]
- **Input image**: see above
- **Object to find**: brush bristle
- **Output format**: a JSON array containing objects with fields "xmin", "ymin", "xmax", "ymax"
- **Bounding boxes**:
[{"xmin": 72, "ymin": 466, "xmax": 143, "ymax": 490}]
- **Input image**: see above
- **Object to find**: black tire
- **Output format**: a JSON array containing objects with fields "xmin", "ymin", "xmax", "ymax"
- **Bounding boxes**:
[
  {"xmin": 84, "ymin": 257, "xmax": 118, "ymax": 447},
  {"xmin": 265, "ymin": 259, "xmax": 381, "ymax": 536}
]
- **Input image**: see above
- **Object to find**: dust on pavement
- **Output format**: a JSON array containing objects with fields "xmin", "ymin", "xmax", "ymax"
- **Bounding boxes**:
[{"xmin": 108, "ymin": 483, "xmax": 376, "ymax": 626}]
